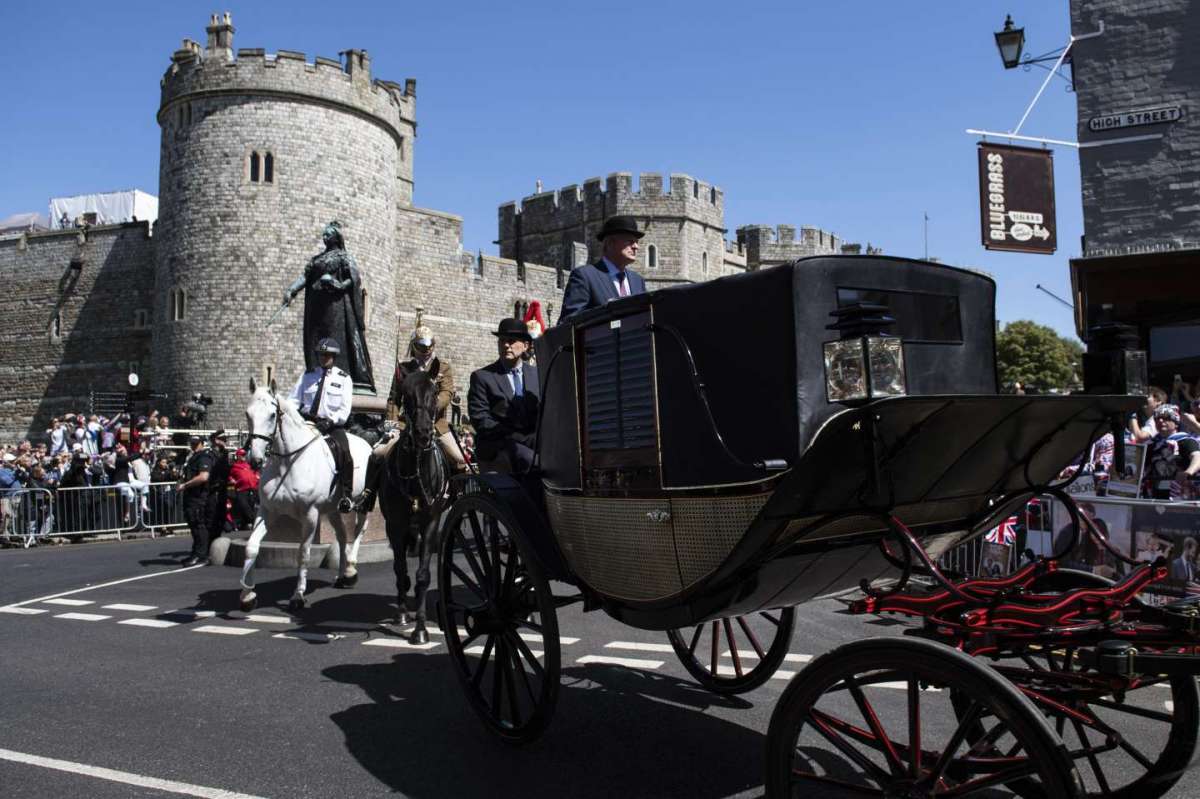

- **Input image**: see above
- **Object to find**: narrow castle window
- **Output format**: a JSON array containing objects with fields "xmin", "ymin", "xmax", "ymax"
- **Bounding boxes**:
[
  {"xmin": 647, "ymin": 244, "xmax": 658, "ymax": 269},
  {"xmin": 702, "ymin": 252, "xmax": 708, "ymax": 274},
  {"xmin": 50, "ymin": 311, "xmax": 62, "ymax": 341},
  {"xmin": 710, "ymin": 187, "xmax": 716, "ymax": 204},
  {"xmin": 693, "ymin": 181, "xmax": 699, "ymax": 199},
  {"xmin": 399, "ymin": 137, "xmax": 406, "ymax": 162},
  {"xmin": 264, "ymin": 364, "xmax": 275, "ymax": 387},
  {"xmin": 264, "ymin": 152, "xmax": 274, "ymax": 183},
  {"xmin": 169, "ymin": 287, "xmax": 187, "ymax": 322},
  {"xmin": 249, "ymin": 151, "xmax": 260, "ymax": 183},
  {"xmin": 133, "ymin": 309, "xmax": 149, "ymax": 329}
]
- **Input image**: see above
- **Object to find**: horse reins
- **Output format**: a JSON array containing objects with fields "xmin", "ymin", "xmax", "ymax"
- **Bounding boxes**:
[{"xmin": 248, "ymin": 395, "xmax": 321, "ymax": 460}]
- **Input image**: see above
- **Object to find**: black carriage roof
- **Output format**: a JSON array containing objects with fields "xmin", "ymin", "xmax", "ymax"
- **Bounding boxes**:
[{"xmin": 539, "ymin": 255, "xmax": 1000, "ymax": 490}]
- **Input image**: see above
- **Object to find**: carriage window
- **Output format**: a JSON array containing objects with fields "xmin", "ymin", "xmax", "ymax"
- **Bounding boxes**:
[{"xmin": 836, "ymin": 287, "xmax": 962, "ymax": 344}]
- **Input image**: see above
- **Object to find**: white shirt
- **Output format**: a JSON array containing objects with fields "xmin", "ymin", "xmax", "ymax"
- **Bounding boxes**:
[
  {"xmin": 289, "ymin": 366, "xmax": 352, "ymax": 426},
  {"xmin": 49, "ymin": 427, "xmax": 66, "ymax": 455}
]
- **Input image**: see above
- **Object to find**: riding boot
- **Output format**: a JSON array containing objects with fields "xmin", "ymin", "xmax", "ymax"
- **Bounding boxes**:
[
  {"xmin": 354, "ymin": 455, "xmax": 380, "ymax": 513},
  {"xmin": 329, "ymin": 428, "xmax": 355, "ymax": 513}
]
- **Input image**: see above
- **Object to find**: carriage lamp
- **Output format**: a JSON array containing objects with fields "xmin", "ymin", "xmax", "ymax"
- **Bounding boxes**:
[
  {"xmin": 994, "ymin": 15, "xmax": 1025, "ymax": 69},
  {"xmin": 823, "ymin": 303, "xmax": 908, "ymax": 403},
  {"xmin": 1083, "ymin": 323, "xmax": 1147, "ymax": 396}
]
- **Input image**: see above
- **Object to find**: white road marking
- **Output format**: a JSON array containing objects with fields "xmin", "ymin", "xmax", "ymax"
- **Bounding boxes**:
[
  {"xmin": 874, "ymin": 681, "xmax": 942, "ymax": 692},
  {"xmin": 772, "ymin": 669, "xmax": 797, "ymax": 681},
  {"xmin": 605, "ymin": 641, "xmax": 675, "ymax": 653},
  {"xmin": 784, "ymin": 654, "xmax": 813, "ymax": 663},
  {"xmin": 242, "ymin": 614, "xmax": 294, "ymax": 625},
  {"xmin": 102, "ymin": 603, "xmax": 158, "ymax": 612},
  {"xmin": 0, "ymin": 607, "xmax": 48, "ymax": 615},
  {"xmin": 465, "ymin": 644, "xmax": 544, "ymax": 658},
  {"xmin": 43, "ymin": 598, "xmax": 94, "ymax": 606},
  {"xmin": 362, "ymin": 638, "xmax": 439, "ymax": 650},
  {"xmin": 53, "ymin": 613, "xmax": 111, "ymax": 622},
  {"xmin": 193, "ymin": 625, "xmax": 257, "ymax": 636},
  {"xmin": 119, "ymin": 618, "xmax": 180, "ymax": 629},
  {"xmin": 166, "ymin": 609, "xmax": 218, "ymax": 620},
  {"xmin": 0, "ymin": 746, "xmax": 267, "ymax": 799},
  {"xmin": 274, "ymin": 632, "xmax": 342, "ymax": 643},
  {"xmin": 0, "ymin": 564, "xmax": 206, "ymax": 610},
  {"xmin": 576, "ymin": 655, "xmax": 664, "ymax": 669},
  {"xmin": 1166, "ymin": 700, "xmax": 1175, "ymax": 712}
]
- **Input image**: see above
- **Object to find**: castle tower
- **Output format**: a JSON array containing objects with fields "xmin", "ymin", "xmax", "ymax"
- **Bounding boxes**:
[
  {"xmin": 498, "ymin": 172, "xmax": 730, "ymax": 287},
  {"xmin": 153, "ymin": 14, "xmax": 417, "ymax": 424}
]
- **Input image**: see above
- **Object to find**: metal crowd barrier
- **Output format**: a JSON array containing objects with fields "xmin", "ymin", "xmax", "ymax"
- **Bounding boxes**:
[{"xmin": 0, "ymin": 482, "xmax": 189, "ymax": 547}]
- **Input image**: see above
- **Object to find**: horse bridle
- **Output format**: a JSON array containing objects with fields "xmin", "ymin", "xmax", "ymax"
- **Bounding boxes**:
[{"xmin": 248, "ymin": 394, "xmax": 320, "ymax": 460}]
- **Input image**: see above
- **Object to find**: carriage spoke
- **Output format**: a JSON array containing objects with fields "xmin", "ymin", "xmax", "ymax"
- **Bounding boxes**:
[
  {"xmin": 736, "ymin": 615, "xmax": 767, "ymax": 659},
  {"xmin": 513, "ymin": 617, "xmax": 544, "ymax": 635},
  {"xmin": 789, "ymin": 769, "xmax": 884, "ymax": 796},
  {"xmin": 805, "ymin": 710, "xmax": 892, "ymax": 786},
  {"xmin": 506, "ymin": 628, "xmax": 546, "ymax": 679},
  {"xmin": 907, "ymin": 678, "xmax": 921, "ymax": 779},
  {"xmin": 471, "ymin": 635, "xmax": 495, "ymax": 690},
  {"xmin": 500, "ymin": 636, "xmax": 522, "ymax": 727},
  {"xmin": 1072, "ymin": 717, "xmax": 1113, "ymax": 794},
  {"xmin": 455, "ymin": 529, "xmax": 491, "ymax": 595},
  {"xmin": 487, "ymin": 518, "xmax": 503, "ymax": 599},
  {"xmin": 1090, "ymin": 696, "xmax": 1175, "ymax": 723},
  {"xmin": 845, "ymin": 675, "xmax": 905, "ymax": 777},
  {"xmin": 1117, "ymin": 735, "xmax": 1156, "ymax": 770},
  {"xmin": 760, "ymin": 611, "xmax": 781, "ymax": 627},
  {"xmin": 687, "ymin": 624, "xmax": 703, "ymax": 656},
  {"xmin": 937, "ymin": 759, "xmax": 1042, "ymax": 797},
  {"xmin": 491, "ymin": 635, "xmax": 505, "ymax": 718},
  {"xmin": 723, "ymin": 618, "xmax": 743, "ymax": 677},
  {"xmin": 449, "ymin": 563, "xmax": 488, "ymax": 603},
  {"xmin": 709, "ymin": 620, "xmax": 719, "ymax": 675},
  {"xmin": 926, "ymin": 699, "xmax": 981, "ymax": 787},
  {"xmin": 465, "ymin": 512, "xmax": 493, "ymax": 576}
]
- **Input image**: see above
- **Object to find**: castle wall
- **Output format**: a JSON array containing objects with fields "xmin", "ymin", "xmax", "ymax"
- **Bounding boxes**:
[
  {"xmin": 499, "ymin": 172, "xmax": 728, "ymax": 287},
  {"xmin": 0, "ymin": 224, "xmax": 155, "ymax": 439},
  {"xmin": 154, "ymin": 47, "xmax": 402, "ymax": 428},
  {"xmin": 736, "ymin": 224, "xmax": 844, "ymax": 269},
  {"xmin": 394, "ymin": 206, "xmax": 559, "ymax": 397}
]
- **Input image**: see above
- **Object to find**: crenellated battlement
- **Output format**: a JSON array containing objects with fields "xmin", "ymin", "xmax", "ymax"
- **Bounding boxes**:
[{"xmin": 159, "ymin": 14, "xmax": 415, "ymax": 145}]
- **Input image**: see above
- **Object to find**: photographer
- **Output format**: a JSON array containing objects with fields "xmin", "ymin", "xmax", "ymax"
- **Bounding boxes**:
[{"xmin": 1146, "ymin": 405, "xmax": 1200, "ymax": 500}]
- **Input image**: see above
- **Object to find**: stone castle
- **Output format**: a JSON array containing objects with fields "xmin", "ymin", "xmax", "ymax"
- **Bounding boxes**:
[{"xmin": 0, "ymin": 14, "xmax": 861, "ymax": 438}]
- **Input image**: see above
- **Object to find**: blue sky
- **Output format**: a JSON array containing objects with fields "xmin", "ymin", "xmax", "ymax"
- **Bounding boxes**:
[{"xmin": 1, "ymin": 1, "xmax": 1083, "ymax": 338}]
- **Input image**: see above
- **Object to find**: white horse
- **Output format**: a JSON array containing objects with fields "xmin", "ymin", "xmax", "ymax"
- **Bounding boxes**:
[{"xmin": 240, "ymin": 378, "xmax": 371, "ymax": 613}]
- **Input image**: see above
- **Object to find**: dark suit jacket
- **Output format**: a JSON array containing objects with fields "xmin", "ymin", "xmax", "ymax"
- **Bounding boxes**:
[
  {"xmin": 468, "ymin": 359, "xmax": 541, "ymax": 460},
  {"xmin": 559, "ymin": 260, "xmax": 647, "ymax": 323}
]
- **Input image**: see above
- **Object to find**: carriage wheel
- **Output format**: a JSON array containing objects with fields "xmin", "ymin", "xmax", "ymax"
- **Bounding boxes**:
[
  {"xmin": 437, "ymin": 494, "xmax": 560, "ymax": 745},
  {"xmin": 666, "ymin": 607, "xmax": 796, "ymax": 695},
  {"xmin": 765, "ymin": 637, "xmax": 1082, "ymax": 798},
  {"xmin": 975, "ymin": 570, "xmax": 1200, "ymax": 799}
]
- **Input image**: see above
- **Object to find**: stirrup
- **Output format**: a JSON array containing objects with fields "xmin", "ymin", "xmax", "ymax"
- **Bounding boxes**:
[
  {"xmin": 353, "ymin": 488, "xmax": 375, "ymax": 512},
  {"xmin": 337, "ymin": 496, "xmax": 354, "ymax": 513}
]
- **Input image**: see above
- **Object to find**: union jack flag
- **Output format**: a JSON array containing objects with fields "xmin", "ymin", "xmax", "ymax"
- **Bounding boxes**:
[{"xmin": 986, "ymin": 515, "xmax": 1019, "ymax": 545}]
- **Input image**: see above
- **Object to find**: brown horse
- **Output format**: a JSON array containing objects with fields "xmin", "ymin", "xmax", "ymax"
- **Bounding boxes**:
[{"xmin": 378, "ymin": 369, "xmax": 450, "ymax": 644}]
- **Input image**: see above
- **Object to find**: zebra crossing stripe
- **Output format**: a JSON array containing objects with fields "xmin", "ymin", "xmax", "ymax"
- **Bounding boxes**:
[
  {"xmin": 576, "ymin": 655, "xmax": 664, "ymax": 669},
  {"xmin": 53, "ymin": 613, "xmax": 111, "ymax": 621},
  {"xmin": 120, "ymin": 619, "xmax": 180, "ymax": 629},
  {"xmin": 193, "ymin": 625, "xmax": 257, "ymax": 636},
  {"xmin": 102, "ymin": 604, "xmax": 157, "ymax": 612},
  {"xmin": 274, "ymin": 632, "xmax": 342, "ymax": 643},
  {"xmin": 465, "ymin": 644, "xmax": 544, "ymax": 658},
  {"xmin": 44, "ymin": 598, "xmax": 94, "ymax": 607},
  {"xmin": 241, "ymin": 615, "xmax": 294, "ymax": 624},
  {"xmin": 605, "ymin": 641, "xmax": 674, "ymax": 653},
  {"xmin": 361, "ymin": 638, "xmax": 439, "ymax": 650},
  {"xmin": 0, "ymin": 607, "xmax": 47, "ymax": 615}
]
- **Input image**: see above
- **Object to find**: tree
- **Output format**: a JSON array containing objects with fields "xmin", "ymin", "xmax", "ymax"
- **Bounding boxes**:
[{"xmin": 996, "ymin": 320, "xmax": 1083, "ymax": 393}]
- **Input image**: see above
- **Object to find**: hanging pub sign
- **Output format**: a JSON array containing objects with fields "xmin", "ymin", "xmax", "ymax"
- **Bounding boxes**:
[{"xmin": 978, "ymin": 142, "xmax": 1057, "ymax": 254}]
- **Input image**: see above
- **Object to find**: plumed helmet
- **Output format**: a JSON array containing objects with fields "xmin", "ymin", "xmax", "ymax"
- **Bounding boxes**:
[
  {"xmin": 411, "ymin": 325, "xmax": 435, "ymax": 348},
  {"xmin": 523, "ymin": 300, "xmax": 546, "ymax": 339},
  {"xmin": 315, "ymin": 338, "xmax": 341, "ymax": 355}
]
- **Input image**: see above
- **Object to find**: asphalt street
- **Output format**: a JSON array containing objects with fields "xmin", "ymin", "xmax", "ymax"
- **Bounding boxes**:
[{"xmin": 1, "ymin": 536, "xmax": 1196, "ymax": 798}]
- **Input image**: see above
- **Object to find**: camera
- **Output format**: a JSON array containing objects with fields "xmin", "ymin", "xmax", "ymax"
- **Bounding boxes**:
[{"xmin": 192, "ymin": 393, "xmax": 213, "ymax": 407}]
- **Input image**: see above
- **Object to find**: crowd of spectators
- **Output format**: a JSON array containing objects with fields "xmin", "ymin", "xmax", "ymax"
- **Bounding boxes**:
[{"xmin": 0, "ymin": 407, "xmax": 259, "ymax": 543}]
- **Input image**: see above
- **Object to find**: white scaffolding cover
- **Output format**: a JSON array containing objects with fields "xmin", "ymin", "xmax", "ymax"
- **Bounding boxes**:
[{"xmin": 49, "ymin": 189, "xmax": 158, "ymax": 227}]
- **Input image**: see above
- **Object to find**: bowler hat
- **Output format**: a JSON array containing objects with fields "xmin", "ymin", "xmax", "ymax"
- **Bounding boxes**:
[
  {"xmin": 596, "ymin": 215, "xmax": 644, "ymax": 241},
  {"xmin": 491, "ymin": 317, "xmax": 533, "ymax": 342}
]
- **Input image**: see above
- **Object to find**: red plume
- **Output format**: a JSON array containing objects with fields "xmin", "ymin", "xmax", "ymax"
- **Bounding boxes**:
[{"xmin": 523, "ymin": 300, "xmax": 547, "ymax": 337}]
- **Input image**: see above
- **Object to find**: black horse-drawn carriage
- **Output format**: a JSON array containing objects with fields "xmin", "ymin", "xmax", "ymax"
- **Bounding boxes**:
[{"xmin": 435, "ymin": 255, "xmax": 1198, "ymax": 797}]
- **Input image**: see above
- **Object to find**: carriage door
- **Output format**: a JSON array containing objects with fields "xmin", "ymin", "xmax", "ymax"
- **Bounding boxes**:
[{"xmin": 554, "ymin": 310, "xmax": 681, "ymax": 601}]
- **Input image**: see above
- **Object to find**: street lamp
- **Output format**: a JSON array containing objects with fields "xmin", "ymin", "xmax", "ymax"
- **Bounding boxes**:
[{"xmin": 994, "ymin": 15, "xmax": 1025, "ymax": 69}]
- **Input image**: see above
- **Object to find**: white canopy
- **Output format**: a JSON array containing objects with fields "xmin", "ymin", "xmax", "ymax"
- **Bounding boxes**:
[{"xmin": 49, "ymin": 189, "xmax": 158, "ymax": 228}]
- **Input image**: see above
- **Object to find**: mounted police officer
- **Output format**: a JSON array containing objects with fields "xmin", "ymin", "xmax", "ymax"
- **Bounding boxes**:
[
  {"xmin": 289, "ymin": 337, "xmax": 356, "ymax": 512},
  {"xmin": 177, "ymin": 435, "xmax": 215, "ymax": 567}
]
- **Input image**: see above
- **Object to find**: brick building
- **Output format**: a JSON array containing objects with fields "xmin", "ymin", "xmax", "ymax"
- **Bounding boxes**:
[
  {"xmin": 0, "ymin": 14, "xmax": 859, "ymax": 439},
  {"xmin": 1068, "ymin": 0, "xmax": 1200, "ymax": 383}
]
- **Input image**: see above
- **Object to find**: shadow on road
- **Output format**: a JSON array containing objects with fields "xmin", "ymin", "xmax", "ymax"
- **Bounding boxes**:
[
  {"xmin": 323, "ymin": 654, "xmax": 765, "ymax": 798},
  {"xmin": 137, "ymin": 549, "xmax": 192, "ymax": 566}
]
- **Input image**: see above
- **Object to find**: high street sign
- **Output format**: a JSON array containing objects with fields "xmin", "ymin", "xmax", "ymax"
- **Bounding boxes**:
[{"xmin": 978, "ymin": 143, "xmax": 1057, "ymax": 255}]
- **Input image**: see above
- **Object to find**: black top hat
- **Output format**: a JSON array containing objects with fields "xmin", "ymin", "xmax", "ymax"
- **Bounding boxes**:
[
  {"xmin": 491, "ymin": 317, "xmax": 533, "ymax": 341},
  {"xmin": 596, "ymin": 215, "xmax": 644, "ymax": 241}
]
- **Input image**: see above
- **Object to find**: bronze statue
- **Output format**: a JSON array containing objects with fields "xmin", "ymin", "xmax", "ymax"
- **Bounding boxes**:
[{"xmin": 283, "ymin": 221, "xmax": 376, "ymax": 393}]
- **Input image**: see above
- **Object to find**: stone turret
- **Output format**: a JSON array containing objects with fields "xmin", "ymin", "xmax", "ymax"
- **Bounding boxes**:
[{"xmin": 205, "ymin": 12, "xmax": 235, "ymax": 61}]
